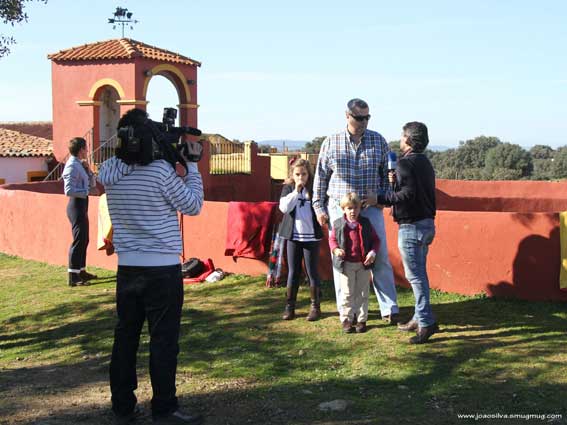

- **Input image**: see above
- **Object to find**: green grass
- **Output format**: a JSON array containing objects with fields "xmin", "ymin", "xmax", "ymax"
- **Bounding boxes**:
[{"xmin": 1, "ymin": 252, "xmax": 566, "ymax": 424}]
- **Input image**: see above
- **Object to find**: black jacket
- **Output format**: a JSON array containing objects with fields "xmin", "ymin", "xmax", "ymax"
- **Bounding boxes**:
[
  {"xmin": 278, "ymin": 184, "xmax": 323, "ymax": 240},
  {"xmin": 331, "ymin": 215, "xmax": 375, "ymax": 271},
  {"xmin": 377, "ymin": 152, "xmax": 436, "ymax": 224}
]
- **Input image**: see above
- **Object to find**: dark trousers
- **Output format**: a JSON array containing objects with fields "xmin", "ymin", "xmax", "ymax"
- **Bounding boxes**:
[
  {"xmin": 66, "ymin": 197, "xmax": 89, "ymax": 271},
  {"xmin": 110, "ymin": 264, "xmax": 184, "ymax": 417},
  {"xmin": 286, "ymin": 240, "xmax": 321, "ymax": 289}
]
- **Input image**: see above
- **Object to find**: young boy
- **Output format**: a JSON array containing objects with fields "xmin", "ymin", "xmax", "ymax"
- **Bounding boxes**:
[{"xmin": 329, "ymin": 192, "xmax": 380, "ymax": 333}]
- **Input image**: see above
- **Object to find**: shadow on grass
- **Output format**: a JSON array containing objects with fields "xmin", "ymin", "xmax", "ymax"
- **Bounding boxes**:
[{"xmin": 1, "ymin": 278, "xmax": 567, "ymax": 424}]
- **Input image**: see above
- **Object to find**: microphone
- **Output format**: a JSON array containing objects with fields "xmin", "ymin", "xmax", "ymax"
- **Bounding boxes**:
[{"xmin": 387, "ymin": 152, "xmax": 397, "ymax": 171}]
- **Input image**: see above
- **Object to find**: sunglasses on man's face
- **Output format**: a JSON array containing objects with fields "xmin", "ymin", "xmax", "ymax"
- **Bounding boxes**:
[{"xmin": 349, "ymin": 113, "xmax": 371, "ymax": 122}]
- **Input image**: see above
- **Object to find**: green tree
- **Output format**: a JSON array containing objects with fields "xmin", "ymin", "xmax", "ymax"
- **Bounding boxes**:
[
  {"xmin": 490, "ymin": 167, "xmax": 523, "ymax": 180},
  {"xmin": 532, "ymin": 159, "xmax": 553, "ymax": 180},
  {"xmin": 485, "ymin": 143, "xmax": 533, "ymax": 180},
  {"xmin": 454, "ymin": 136, "xmax": 502, "ymax": 170},
  {"xmin": 529, "ymin": 144, "xmax": 554, "ymax": 160},
  {"xmin": 1, "ymin": 0, "xmax": 47, "ymax": 58},
  {"xmin": 304, "ymin": 136, "xmax": 326, "ymax": 153},
  {"xmin": 552, "ymin": 147, "xmax": 567, "ymax": 179}
]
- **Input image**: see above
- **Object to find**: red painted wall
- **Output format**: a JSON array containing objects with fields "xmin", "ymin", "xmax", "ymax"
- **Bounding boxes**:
[
  {"xmin": 1, "ymin": 180, "xmax": 566, "ymax": 301},
  {"xmin": 50, "ymin": 58, "xmax": 199, "ymax": 162},
  {"xmin": 51, "ymin": 60, "xmax": 137, "ymax": 161},
  {"xmin": 436, "ymin": 179, "xmax": 567, "ymax": 212}
]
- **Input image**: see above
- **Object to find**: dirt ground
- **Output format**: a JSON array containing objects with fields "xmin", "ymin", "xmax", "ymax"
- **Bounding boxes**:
[{"xmin": 0, "ymin": 357, "xmax": 376, "ymax": 425}]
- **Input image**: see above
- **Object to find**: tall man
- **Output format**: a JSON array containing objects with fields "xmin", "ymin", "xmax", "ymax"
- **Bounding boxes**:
[
  {"xmin": 313, "ymin": 98, "xmax": 399, "ymax": 323},
  {"xmin": 62, "ymin": 137, "xmax": 98, "ymax": 287},
  {"xmin": 98, "ymin": 109, "xmax": 204, "ymax": 425}
]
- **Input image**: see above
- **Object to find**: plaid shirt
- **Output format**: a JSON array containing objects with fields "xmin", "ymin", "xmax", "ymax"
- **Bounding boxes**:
[{"xmin": 313, "ymin": 128, "xmax": 391, "ymax": 215}]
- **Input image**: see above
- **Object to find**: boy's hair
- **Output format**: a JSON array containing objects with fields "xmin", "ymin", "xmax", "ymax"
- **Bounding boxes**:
[
  {"xmin": 340, "ymin": 192, "xmax": 361, "ymax": 209},
  {"xmin": 403, "ymin": 122, "xmax": 429, "ymax": 153},
  {"xmin": 285, "ymin": 158, "xmax": 314, "ymax": 197},
  {"xmin": 68, "ymin": 137, "xmax": 86, "ymax": 156}
]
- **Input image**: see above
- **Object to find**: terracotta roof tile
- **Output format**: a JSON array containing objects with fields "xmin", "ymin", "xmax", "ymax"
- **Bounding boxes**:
[
  {"xmin": 0, "ymin": 128, "xmax": 53, "ymax": 157},
  {"xmin": 48, "ymin": 38, "xmax": 201, "ymax": 66}
]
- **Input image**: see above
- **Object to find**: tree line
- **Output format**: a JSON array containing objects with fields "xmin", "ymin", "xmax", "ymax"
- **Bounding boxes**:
[{"xmin": 302, "ymin": 135, "xmax": 567, "ymax": 181}]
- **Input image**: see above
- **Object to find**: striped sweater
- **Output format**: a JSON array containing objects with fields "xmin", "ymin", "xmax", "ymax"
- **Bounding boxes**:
[{"xmin": 97, "ymin": 157, "xmax": 203, "ymax": 266}]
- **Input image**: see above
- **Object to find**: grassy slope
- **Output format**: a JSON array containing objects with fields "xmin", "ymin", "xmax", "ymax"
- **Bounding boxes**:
[{"xmin": 0, "ymin": 253, "xmax": 566, "ymax": 424}]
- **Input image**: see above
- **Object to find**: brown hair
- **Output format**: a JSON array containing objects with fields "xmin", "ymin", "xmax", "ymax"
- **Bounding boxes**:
[
  {"xmin": 339, "ymin": 192, "xmax": 361, "ymax": 209},
  {"xmin": 285, "ymin": 158, "xmax": 314, "ymax": 198},
  {"xmin": 68, "ymin": 137, "xmax": 86, "ymax": 156}
]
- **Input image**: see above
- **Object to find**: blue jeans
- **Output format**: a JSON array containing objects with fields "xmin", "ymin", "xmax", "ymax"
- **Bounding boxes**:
[
  {"xmin": 328, "ymin": 200, "xmax": 399, "ymax": 318},
  {"xmin": 398, "ymin": 219, "xmax": 436, "ymax": 328}
]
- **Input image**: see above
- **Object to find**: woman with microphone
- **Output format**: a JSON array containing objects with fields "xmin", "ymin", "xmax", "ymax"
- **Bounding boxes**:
[{"xmin": 377, "ymin": 122, "xmax": 438, "ymax": 344}]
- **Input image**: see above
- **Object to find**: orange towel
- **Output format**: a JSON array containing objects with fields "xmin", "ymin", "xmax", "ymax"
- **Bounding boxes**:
[{"xmin": 97, "ymin": 193, "xmax": 114, "ymax": 255}]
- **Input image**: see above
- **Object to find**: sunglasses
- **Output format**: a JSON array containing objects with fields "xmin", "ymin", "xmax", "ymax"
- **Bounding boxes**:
[{"xmin": 349, "ymin": 113, "xmax": 371, "ymax": 122}]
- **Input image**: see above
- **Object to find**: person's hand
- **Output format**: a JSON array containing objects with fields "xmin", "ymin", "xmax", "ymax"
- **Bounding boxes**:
[
  {"xmin": 363, "ymin": 251, "xmax": 376, "ymax": 266},
  {"xmin": 181, "ymin": 141, "xmax": 204, "ymax": 163},
  {"xmin": 362, "ymin": 192, "xmax": 377, "ymax": 209},
  {"xmin": 81, "ymin": 160, "xmax": 91, "ymax": 172},
  {"xmin": 317, "ymin": 212, "xmax": 329, "ymax": 227},
  {"xmin": 175, "ymin": 162, "xmax": 187, "ymax": 177},
  {"xmin": 333, "ymin": 248, "xmax": 345, "ymax": 258},
  {"xmin": 388, "ymin": 170, "xmax": 396, "ymax": 184},
  {"xmin": 295, "ymin": 182, "xmax": 304, "ymax": 193}
]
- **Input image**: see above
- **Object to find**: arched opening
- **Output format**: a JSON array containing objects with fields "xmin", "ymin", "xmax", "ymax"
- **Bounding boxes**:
[
  {"xmin": 146, "ymin": 74, "xmax": 181, "ymax": 125},
  {"xmin": 99, "ymin": 86, "xmax": 120, "ymax": 143}
]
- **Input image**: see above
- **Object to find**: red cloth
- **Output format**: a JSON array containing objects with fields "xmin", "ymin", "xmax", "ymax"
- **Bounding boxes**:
[
  {"xmin": 183, "ymin": 258, "xmax": 215, "ymax": 284},
  {"xmin": 225, "ymin": 201, "xmax": 278, "ymax": 260}
]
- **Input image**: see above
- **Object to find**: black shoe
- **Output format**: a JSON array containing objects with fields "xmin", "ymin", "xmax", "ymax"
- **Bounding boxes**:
[
  {"xmin": 397, "ymin": 319, "xmax": 418, "ymax": 332},
  {"xmin": 355, "ymin": 321, "xmax": 367, "ymax": 333},
  {"xmin": 114, "ymin": 407, "xmax": 142, "ymax": 425},
  {"xmin": 306, "ymin": 304, "xmax": 321, "ymax": 321},
  {"xmin": 282, "ymin": 304, "xmax": 295, "ymax": 320},
  {"xmin": 342, "ymin": 319, "xmax": 354, "ymax": 334},
  {"xmin": 79, "ymin": 270, "xmax": 98, "ymax": 281},
  {"xmin": 68, "ymin": 272, "xmax": 88, "ymax": 287},
  {"xmin": 153, "ymin": 409, "xmax": 204, "ymax": 424},
  {"xmin": 382, "ymin": 313, "xmax": 399, "ymax": 325},
  {"xmin": 409, "ymin": 323, "xmax": 439, "ymax": 344}
]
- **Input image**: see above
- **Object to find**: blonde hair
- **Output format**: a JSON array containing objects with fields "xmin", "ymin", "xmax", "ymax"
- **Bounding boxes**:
[{"xmin": 340, "ymin": 192, "xmax": 361, "ymax": 209}]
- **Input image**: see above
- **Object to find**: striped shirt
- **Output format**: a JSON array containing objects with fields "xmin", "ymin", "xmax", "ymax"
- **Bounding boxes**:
[
  {"xmin": 313, "ymin": 129, "xmax": 391, "ymax": 216},
  {"xmin": 97, "ymin": 157, "xmax": 203, "ymax": 266}
]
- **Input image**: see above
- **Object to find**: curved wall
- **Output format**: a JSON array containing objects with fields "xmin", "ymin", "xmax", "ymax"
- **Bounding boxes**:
[{"xmin": 1, "ymin": 179, "xmax": 566, "ymax": 301}]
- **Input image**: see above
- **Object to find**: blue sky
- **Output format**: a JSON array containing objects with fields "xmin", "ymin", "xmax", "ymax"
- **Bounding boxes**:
[{"xmin": 1, "ymin": 0, "xmax": 566, "ymax": 147}]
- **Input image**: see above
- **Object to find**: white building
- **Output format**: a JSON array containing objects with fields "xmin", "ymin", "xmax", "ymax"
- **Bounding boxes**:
[{"xmin": 0, "ymin": 128, "xmax": 53, "ymax": 184}]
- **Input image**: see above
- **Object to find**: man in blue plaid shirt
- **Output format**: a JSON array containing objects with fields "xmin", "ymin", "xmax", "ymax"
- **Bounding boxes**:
[{"xmin": 313, "ymin": 98, "xmax": 399, "ymax": 325}]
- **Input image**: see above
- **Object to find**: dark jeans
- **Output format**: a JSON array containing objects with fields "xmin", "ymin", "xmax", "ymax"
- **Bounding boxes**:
[
  {"xmin": 66, "ymin": 197, "xmax": 89, "ymax": 271},
  {"xmin": 110, "ymin": 264, "xmax": 184, "ymax": 417},
  {"xmin": 286, "ymin": 240, "xmax": 321, "ymax": 288}
]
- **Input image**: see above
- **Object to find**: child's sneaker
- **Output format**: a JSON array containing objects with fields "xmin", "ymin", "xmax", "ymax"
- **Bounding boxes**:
[{"xmin": 355, "ymin": 321, "xmax": 367, "ymax": 333}]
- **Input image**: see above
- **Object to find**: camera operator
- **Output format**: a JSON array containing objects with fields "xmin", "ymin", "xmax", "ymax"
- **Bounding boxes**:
[{"xmin": 97, "ymin": 108, "xmax": 204, "ymax": 425}]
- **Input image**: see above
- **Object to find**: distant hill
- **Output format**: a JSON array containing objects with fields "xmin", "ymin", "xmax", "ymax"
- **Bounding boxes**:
[
  {"xmin": 429, "ymin": 145, "xmax": 451, "ymax": 152},
  {"xmin": 257, "ymin": 140, "xmax": 308, "ymax": 152}
]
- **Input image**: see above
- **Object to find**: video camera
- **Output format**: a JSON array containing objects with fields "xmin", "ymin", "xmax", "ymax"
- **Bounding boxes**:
[{"xmin": 116, "ymin": 107, "xmax": 203, "ymax": 172}]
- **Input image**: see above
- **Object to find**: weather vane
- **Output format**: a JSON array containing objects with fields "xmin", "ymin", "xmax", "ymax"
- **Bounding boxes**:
[{"xmin": 108, "ymin": 7, "xmax": 138, "ymax": 38}]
